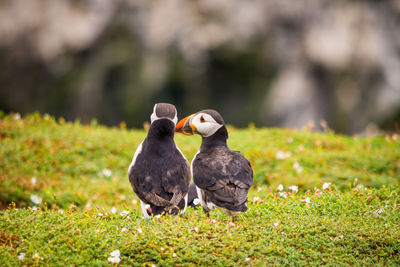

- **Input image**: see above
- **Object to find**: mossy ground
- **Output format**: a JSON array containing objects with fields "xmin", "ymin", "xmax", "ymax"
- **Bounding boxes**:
[{"xmin": 1, "ymin": 113, "xmax": 399, "ymax": 265}]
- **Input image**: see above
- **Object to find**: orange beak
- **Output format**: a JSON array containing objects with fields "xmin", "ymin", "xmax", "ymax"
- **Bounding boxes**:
[{"xmin": 175, "ymin": 115, "xmax": 195, "ymax": 135}]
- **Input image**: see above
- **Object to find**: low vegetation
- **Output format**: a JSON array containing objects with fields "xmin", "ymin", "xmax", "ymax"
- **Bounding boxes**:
[{"xmin": 0, "ymin": 113, "xmax": 399, "ymax": 265}]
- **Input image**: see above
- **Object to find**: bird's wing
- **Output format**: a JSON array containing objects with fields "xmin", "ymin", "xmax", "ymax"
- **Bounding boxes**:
[
  {"xmin": 193, "ymin": 150, "xmax": 253, "ymax": 206},
  {"xmin": 228, "ymin": 151, "xmax": 254, "ymax": 187},
  {"xmin": 161, "ymin": 152, "xmax": 191, "ymax": 207}
]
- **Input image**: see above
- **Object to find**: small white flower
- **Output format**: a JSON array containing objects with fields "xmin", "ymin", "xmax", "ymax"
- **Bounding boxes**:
[
  {"xmin": 375, "ymin": 208, "xmax": 384, "ymax": 214},
  {"xmin": 108, "ymin": 256, "xmax": 120, "ymax": 263},
  {"xmin": 244, "ymin": 257, "xmax": 251, "ymax": 261},
  {"xmin": 293, "ymin": 161, "xmax": 303, "ymax": 174},
  {"xmin": 274, "ymin": 222, "xmax": 279, "ymax": 227},
  {"xmin": 252, "ymin": 196, "xmax": 260, "ymax": 202},
  {"xmin": 33, "ymin": 253, "xmax": 40, "ymax": 259},
  {"xmin": 305, "ymin": 197, "xmax": 310, "ymax": 204},
  {"xmin": 108, "ymin": 249, "xmax": 121, "ymax": 263},
  {"xmin": 275, "ymin": 151, "xmax": 284, "ymax": 159},
  {"xmin": 18, "ymin": 253, "xmax": 25, "ymax": 261},
  {"xmin": 289, "ymin": 185, "xmax": 298, "ymax": 193},
  {"xmin": 279, "ymin": 192, "xmax": 287, "ymax": 198},
  {"xmin": 97, "ymin": 213, "xmax": 103, "ymax": 217},
  {"xmin": 277, "ymin": 184, "xmax": 284, "ymax": 191},
  {"xmin": 276, "ymin": 151, "xmax": 291, "ymax": 160},
  {"xmin": 111, "ymin": 207, "xmax": 117, "ymax": 214},
  {"xmin": 32, "ymin": 206, "xmax": 38, "ymax": 210},
  {"xmin": 131, "ymin": 199, "xmax": 137, "ymax": 205},
  {"xmin": 121, "ymin": 227, "xmax": 128, "ymax": 233},
  {"xmin": 137, "ymin": 228, "xmax": 143, "ymax": 234},
  {"xmin": 120, "ymin": 210, "xmax": 129, "ymax": 216},
  {"xmin": 102, "ymin": 168, "xmax": 112, "ymax": 177},
  {"xmin": 30, "ymin": 194, "xmax": 42, "ymax": 205},
  {"xmin": 31, "ymin": 177, "xmax": 37, "ymax": 186},
  {"xmin": 356, "ymin": 184, "xmax": 365, "ymax": 190},
  {"xmin": 58, "ymin": 209, "xmax": 64, "ymax": 214},
  {"xmin": 193, "ymin": 226, "xmax": 199, "ymax": 233},
  {"xmin": 193, "ymin": 198, "xmax": 200, "ymax": 205},
  {"xmin": 322, "ymin": 182, "xmax": 331, "ymax": 190},
  {"xmin": 110, "ymin": 250, "xmax": 120, "ymax": 258},
  {"xmin": 13, "ymin": 113, "xmax": 21, "ymax": 120},
  {"xmin": 172, "ymin": 253, "xmax": 178, "ymax": 258}
]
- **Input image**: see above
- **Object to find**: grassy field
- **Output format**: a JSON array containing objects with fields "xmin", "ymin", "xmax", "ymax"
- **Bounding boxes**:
[{"xmin": 1, "ymin": 113, "xmax": 399, "ymax": 265}]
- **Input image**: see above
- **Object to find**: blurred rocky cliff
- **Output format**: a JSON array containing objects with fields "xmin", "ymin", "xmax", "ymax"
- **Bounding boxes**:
[{"xmin": 1, "ymin": 0, "xmax": 399, "ymax": 134}]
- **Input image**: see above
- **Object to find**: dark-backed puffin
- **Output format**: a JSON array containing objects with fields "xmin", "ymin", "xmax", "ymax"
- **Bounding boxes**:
[
  {"xmin": 128, "ymin": 103, "xmax": 190, "ymax": 218},
  {"xmin": 175, "ymin": 110, "xmax": 253, "ymax": 222}
]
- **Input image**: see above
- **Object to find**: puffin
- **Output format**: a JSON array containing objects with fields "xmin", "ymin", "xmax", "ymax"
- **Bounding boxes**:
[
  {"xmin": 175, "ymin": 109, "xmax": 253, "ymax": 222},
  {"xmin": 128, "ymin": 103, "xmax": 190, "ymax": 218}
]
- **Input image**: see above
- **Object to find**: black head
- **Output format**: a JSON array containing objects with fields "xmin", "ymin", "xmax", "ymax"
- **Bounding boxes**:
[
  {"xmin": 150, "ymin": 103, "xmax": 178, "ymax": 124},
  {"xmin": 196, "ymin": 109, "xmax": 225, "ymax": 125}
]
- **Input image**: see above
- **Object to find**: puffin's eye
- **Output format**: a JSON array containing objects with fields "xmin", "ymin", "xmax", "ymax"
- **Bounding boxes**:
[{"xmin": 200, "ymin": 116, "xmax": 205, "ymax": 123}]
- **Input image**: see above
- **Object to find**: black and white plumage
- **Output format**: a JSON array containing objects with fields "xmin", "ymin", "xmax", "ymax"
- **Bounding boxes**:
[
  {"xmin": 175, "ymin": 110, "xmax": 253, "ymax": 222},
  {"xmin": 128, "ymin": 103, "xmax": 190, "ymax": 218},
  {"xmin": 187, "ymin": 183, "xmax": 199, "ymax": 209}
]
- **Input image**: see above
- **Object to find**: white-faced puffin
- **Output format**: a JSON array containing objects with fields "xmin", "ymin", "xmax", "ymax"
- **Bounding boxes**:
[
  {"xmin": 175, "ymin": 109, "xmax": 253, "ymax": 222},
  {"xmin": 128, "ymin": 103, "xmax": 190, "ymax": 218}
]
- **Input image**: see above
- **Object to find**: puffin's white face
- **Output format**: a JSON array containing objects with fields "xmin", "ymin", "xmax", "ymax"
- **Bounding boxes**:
[
  {"xmin": 190, "ymin": 113, "xmax": 223, "ymax": 137},
  {"xmin": 150, "ymin": 103, "xmax": 178, "ymax": 125}
]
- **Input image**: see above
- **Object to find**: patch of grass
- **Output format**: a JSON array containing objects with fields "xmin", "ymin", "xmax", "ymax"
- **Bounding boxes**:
[
  {"xmin": 0, "ymin": 113, "xmax": 399, "ymax": 265},
  {"xmin": 1, "ymin": 187, "xmax": 399, "ymax": 266},
  {"xmin": 0, "ymin": 113, "xmax": 398, "ymax": 209},
  {"xmin": 0, "ymin": 230, "xmax": 19, "ymax": 248}
]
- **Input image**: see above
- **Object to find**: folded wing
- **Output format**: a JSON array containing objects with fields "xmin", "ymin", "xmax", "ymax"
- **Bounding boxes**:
[{"xmin": 193, "ymin": 149, "xmax": 253, "ymax": 211}]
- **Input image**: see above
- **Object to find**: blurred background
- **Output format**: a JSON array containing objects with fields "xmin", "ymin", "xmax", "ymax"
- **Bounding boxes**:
[{"xmin": 0, "ymin": 0, "xmax": 399, "ymax": 134}]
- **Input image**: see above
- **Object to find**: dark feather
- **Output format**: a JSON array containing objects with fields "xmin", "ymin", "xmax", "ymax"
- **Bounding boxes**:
[
  {"xmin": 187, "ymin": 183, "xmax": 199, "ymax": 208},
  {"xmin": 129, "ymin": 119, "xmax": 190, "ymax": 215},
  {"xmin": 193, "ymin": 145, "xmax": 253, "ymax": 212}
]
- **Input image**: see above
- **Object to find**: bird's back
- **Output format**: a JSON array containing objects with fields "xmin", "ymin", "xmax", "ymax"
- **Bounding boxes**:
[
  {"xmin": 129, "ymin": 119, "xmax": 190, "ymax": 209},
  {"xmin": 193, "ymin": 146, "xmax": 253, "ymax": 212}
]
